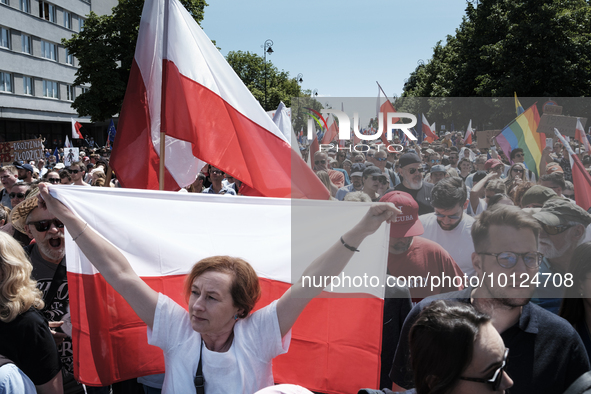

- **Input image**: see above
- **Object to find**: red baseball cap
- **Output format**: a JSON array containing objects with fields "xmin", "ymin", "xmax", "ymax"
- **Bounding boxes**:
[
  {"xmin": 379, "ymin": 191, "xmax": 424, "ymax": 238},
  {"xmin": 484, "ymin": 158, "xmax": 503, "ymax": 171}
]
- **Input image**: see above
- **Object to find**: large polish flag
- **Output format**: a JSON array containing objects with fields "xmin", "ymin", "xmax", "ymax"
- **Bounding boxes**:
[
  {"xmin": 111, "ymin": 0, "xmax": 326, "ymax": 199},
  {"xmin": 53, "ymin": 186, "xmax": 390, "ymax": 393}
]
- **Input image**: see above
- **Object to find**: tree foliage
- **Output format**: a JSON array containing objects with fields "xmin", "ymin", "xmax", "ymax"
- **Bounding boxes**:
[
  {"xmin": 225, "ymin": 50, "xmax": 303, "ymax": 111},
  {"xmin": 63, "ymin": 0, "xmax": 207, "ymax": 122},
  {"xmin": 403, "ymin": 0, "xmax": 591, "ymax": 97}
]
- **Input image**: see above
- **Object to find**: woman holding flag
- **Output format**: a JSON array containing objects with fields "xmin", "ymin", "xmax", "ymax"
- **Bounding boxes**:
[{"xmin": 36, "ymin": 183, "xmax": 399, "ymax": 393}]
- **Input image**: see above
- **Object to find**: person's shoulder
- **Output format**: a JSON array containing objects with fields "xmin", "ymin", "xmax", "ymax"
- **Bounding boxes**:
[
  {"xmin": 525, "ymin": 302, "xmax": 578, "ymax": 333},
  {"xmin": 419, "ymin": 213, "xmax": 436, "ymax": 226},
  {"xmin": 413, "ymin": 236, "xmax": 445, "ymax": 251}
]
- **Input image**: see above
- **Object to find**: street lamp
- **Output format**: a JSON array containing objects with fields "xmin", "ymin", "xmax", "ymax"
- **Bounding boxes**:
[
  {"xmin": 296, "ymin": 73, "xmax": 303, "ymax": 84},
  {"xmin": 262, "ymin": 39, "xmax": 274, "ymax": 110},
  {"xmin": 313, "ymin": 89, "xmax": 318, "ymax": 97}
]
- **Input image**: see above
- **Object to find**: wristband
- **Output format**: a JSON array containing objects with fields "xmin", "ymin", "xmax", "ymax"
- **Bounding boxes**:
[{"xmin": 340, "ymin": 236, "xmax": 360, "ymax": 252}]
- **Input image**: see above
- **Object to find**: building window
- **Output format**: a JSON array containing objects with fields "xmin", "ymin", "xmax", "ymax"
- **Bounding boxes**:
[
  {"xmin": 23, "ymin": 76, "xmax": 33, "ymax": 95},
  {"xmin": 41, "ymin": 40, "xmax": 57, "ymax": 61},
  {"xmin": 0, "ymin": 27, "xmax": 9, "ymax": 49},
  {"xmin": 21, "ymin": 34, "xmax": 31, "ymax": 54},
  {"xmin": 20, "ymin": 0, "xmax": 30, "ymax": 13},
  {"xmin": 39, "ymin": 2, "xmax": 56, "ymax": 23},
  {"xmin": 78, "ymin": 17, "xmax": 84, "ymax": 32},
  {"xmin": 1, "ymin": 0, "xmax": 7, "ymax": 5},
  {"xmin": 43, "ymin": 80, "xmax": 58, "ymax": 98},
  {"xmin": 81, "ymin": 86, "xmax": 89, "ymax": 94},
  {"xmin": 65, "ymin": 48, "xmax": 73, "ymax": 65},
  {"xmin": 64, "ymin": 11, "xmax": 72, "ymax": 29},
  {"xmin": 66, "ymin": 84, "xmax": 74, "ymax": 101},
  {"xmin": 0, "ymin": 72, "xmax": 12, "ymax": 93}
]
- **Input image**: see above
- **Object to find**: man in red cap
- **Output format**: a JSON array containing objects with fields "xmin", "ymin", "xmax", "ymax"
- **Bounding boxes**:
[{"xmin": 380, "ymin": 191, "xmax": 464, "ymax": 301}]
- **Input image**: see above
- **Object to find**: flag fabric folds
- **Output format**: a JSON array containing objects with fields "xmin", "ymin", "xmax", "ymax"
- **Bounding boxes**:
[
  {"xmin": 52, "ymin": 186, "xmax": 388, "ymax": 393},
  {"xmin": 495, "ymin": 104, "xmax": 544, "ymax": 177},
  {"xmin": 71, "ymin": 118, "xmax": 83, "ymax": 139},
  {"xmin": 421, "ymin": 114, "xmax": 438, "ymax": 143},
  {"xmin": 321, "ymin": 113, "xmax": 339, "ymax": 144},
  {"xmin": 376, "ymin": 83, "xmax": 400, "ymax": 147},
  {"xmin": 554, "ymin": 128, "xmax": 591, "ymax": 211},
  {"xmin": 64, "ymin": 135, "xmax": 72, "ymax": 148},
  {"xmin": 575, "ymin": 118, "xmax": 591, "ymax": 154},
  {"xmin": 464, "ymin": 120, "xmax": 473, "ymax": 145},
  {"xmin": 107, "ymin": 120, "xmax": 117, "ymax": 147},
  {"xmin": 514, "ymin": 92, "xmax": 525, "ymax": 116},
  {"xmin": 111, "ymin": 0, "xmax": 323, "ymax": 198}
]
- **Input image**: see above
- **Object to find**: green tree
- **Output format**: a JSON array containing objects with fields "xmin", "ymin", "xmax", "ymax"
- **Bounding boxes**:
[
  {"xmin": 226, "ymin": 50, "xmax": 303, "ymax": 111},
  {"xmin": 63, "ymin": 0, "xmax": 207, "ymax": 122},
  {"xmin": 403, "ymin": 0, "xmax": 591, "ymax": 98}
]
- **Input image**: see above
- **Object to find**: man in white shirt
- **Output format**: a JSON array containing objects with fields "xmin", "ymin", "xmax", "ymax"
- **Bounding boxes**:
[{"xmin": 420, "ymin": 176, "xmax": 476, "ymax": 276}]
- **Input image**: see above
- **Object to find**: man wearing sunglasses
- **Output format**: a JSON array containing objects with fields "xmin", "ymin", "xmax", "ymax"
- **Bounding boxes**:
[
  {"xmin": 394, "ymin": 153, "xmax": 434, "ymax": 215},
  {"xmin": 532, "ymin": 198, "xmax": 591, "ymax": 313},
  {"xmin": 373, "ymin": 151, "xmax": 399, "ymax": 189},
  {"xmin": 391, "ymin": 205, "xmax": 590, "ymax": 394},
  {"xmin": 67, "ymin": 161, "xmax": 90, "ymax": 187},
  {"xmin": 203, "ymin": 166, "xmax": 237, "ymax": 195},
  {"xmin": 10, "ymin": 191, "xmax": 86, "ymax": 393},
  {"xmin": 420, "ymin": 177, "xmax": 476, "ymax": 277}
]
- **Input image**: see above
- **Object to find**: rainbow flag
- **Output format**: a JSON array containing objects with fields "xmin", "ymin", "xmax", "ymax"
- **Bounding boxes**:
[{"xmin": 495, "ymin": 104, "xmax": 545, "ymax": 177}]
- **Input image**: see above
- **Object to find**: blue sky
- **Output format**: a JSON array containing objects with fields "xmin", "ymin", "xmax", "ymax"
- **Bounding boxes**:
[{"xmin": 201, "ymin": 0, "xmax": 468, "ymax": 98}]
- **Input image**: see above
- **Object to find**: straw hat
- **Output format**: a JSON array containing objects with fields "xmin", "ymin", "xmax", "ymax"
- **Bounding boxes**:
[{"xmin": 9, "ymin": 188, "xmax": 41, "ymax": 234}]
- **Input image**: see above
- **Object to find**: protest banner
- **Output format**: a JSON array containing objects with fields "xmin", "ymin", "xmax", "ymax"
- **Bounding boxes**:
[{"xmin": 0, "ymin": 138, "xmax": 44, "ymax": 164}]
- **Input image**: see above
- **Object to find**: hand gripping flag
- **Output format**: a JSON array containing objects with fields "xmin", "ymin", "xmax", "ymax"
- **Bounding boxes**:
[
  {"xmin": 53, "ymin": 187, "xmax": 390, "ymax": 393},
  {"xmin": 111, "ymin": 0, "xmax": 326, "ymax": 198}
]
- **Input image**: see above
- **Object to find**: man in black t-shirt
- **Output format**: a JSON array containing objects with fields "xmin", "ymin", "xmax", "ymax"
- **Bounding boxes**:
[{"xmin": 393, "ymin": 153, "xmax": 434, "ymax": 215}]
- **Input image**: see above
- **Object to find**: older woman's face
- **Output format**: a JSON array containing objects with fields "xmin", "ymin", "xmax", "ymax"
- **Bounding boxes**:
[{"xmin": 189, "ymin": 271, "xmax": 240, "ymax": 335}]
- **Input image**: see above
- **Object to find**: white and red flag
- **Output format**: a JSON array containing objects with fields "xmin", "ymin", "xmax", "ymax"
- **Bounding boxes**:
[
  {"xmin": 71, "ymin": 118, "xmax": 83, "ymax": 139},
  {"xmin": 464, "ymin": 119, "xmax": 473, "ymax": 145},
  {"xmin": 52, "ymin": 186, "xmax": 389, "ymax": 393},
  {"xmin": 421, "ymin": 114, "xmax": 438, "ymax": 143},
  {"xmin": 321, "ymin": 113, "xmax": 339, "ymax": 144},
  {"xmin": 376, "ymin": 83, "xmax": 400, "ymax": 147},
  {"xmin": 555, "ymin": 128, "xmax": 591, "ymax": 211},
  {"xmin": 111, "ymin": 0, "xmax": 326, "ymax": 199},
  {"xmin": 575, "ymin": 118, "xmax": 591, "ymax": 154}
]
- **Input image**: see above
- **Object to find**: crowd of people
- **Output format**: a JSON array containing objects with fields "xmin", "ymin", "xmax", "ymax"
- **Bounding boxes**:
[{"xmin": 1, "ymin": 132, "xmax": 591, "ymax": 394}]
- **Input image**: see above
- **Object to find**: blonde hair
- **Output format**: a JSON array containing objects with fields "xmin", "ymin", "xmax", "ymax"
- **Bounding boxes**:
[{"xmin": 0, "ymin": 232, "xmax": 44, "ymax": 322}]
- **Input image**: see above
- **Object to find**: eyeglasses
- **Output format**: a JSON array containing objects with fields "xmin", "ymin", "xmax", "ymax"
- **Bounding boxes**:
[
  {"xmin": 46, "ymin": 178, "xmax": 60, "ymax": 184},
  {"xmin": 376, "ymin": 157, "xmax": 387, "ymax": 162},
  {"xmin": 27, "ymin": 219, "xmax": 64, "ymax": 232},
  {"xmin": 407, "ymin": 167, "xmax": 424, "ymax": 174},
  {"xmin": 9, "ymin": 192, "xmax": 26, "ymax": 199},
  {"xmin": 314, "ymin": 160, "xmax": 326, "ymax": 165},
  {"xmin": 512, "ymin": 168, "xmax": 524, "ymax": 173},
  {"xmin": 540, "ymin": 223, "xmax": 573, "ymax": 235},
  {"xmin": 479, "ymin": 251, "xmax": 542, "ymax": 269},
  {"xmin": 69, "ymin": 169, "xmax": 80, "ymax": 174},
  {"xmin": 434, "ymin": 212, "xmax": 461, "ymax": 220},
  {"xmin": 460, "ymin": 348, "xmax": 509, "ymax": 391}
]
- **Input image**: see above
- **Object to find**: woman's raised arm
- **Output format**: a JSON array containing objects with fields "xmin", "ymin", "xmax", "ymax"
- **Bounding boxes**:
[
  {"xmin": 276, "ymin": 203, "xmax": 400, "ymax": 337},
  {"xmin": 38, "ymin": 184, "xmax": 159, "ymax": 329}
]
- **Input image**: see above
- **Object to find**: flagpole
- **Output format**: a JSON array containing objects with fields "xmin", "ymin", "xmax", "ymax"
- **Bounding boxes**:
[{"xmin": 159, "ymin": 0, "xmax": 170, "ymax": 191}]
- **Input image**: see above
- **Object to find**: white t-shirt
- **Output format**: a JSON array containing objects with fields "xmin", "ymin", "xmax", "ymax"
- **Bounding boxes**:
[
  {"xmin": 148, "ymin": 294, "xmax": 291, "ymax": 394},
  {"xmin": 419, "ymin": 213, "xmax": 476, "ymax": 277}
]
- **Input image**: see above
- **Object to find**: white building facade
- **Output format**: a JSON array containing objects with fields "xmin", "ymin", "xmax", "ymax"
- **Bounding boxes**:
[{"xmin": 0, "ymin": 0, "xmax": 117, "ymax": 147}]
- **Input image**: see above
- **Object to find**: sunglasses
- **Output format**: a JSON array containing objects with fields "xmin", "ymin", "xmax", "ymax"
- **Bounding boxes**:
[
  {"xmin": 27, "ymin": 219, "xmax": 64, "ymax": 232},
  {"xmin": 314, "ymin": 160, "xmax": 327, "ymax": 165},
  {"xmin": 460, "ymin": 348, "xmax": 509, "ymax": 391},
  {"xmin": 47, "ymin": 178, "xmax": 60, "ymax": 184},
  {"xmin": 540, "ymin": 223, "xmax": 573, "ymax": 235},
  {"xmin": 434, "ymin": 212, "xmax": 461, "ymax": 220},
  {"xmin": 512, "ymin": 168, "xmax": 524, "ymax": 173},
  {"xmin": 479, "ymin": 251, "xmax": 542, "ymax": 269},
  {"xmin": 69, "ymin": 169, "xmax": 80, "ymax": 174},
  {"xmin": 371, "ymin": 176, "xmax": 386, "ymax": 182},
  {"xmin": 407, "ymin": 168, "xmax": 424, "ymax": 174},
  {"xmin": 514, "ymin": 153, "xmax": 525, "ymax": 158},
  {"xmin": 375, "ymin": 157, "xmax": 387, "ymax": 162},
  {"xmin": 367, "ymin": 154, "xmax": 374, "ymax": 157},
  {"xmin": 9, "ymin": 192, "xmax": 26, "ymax": 199}
]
